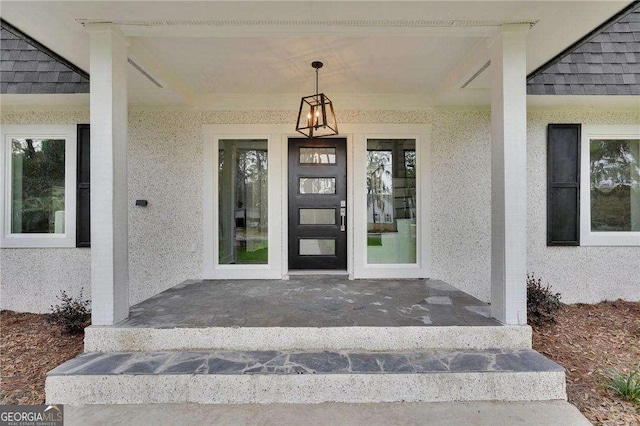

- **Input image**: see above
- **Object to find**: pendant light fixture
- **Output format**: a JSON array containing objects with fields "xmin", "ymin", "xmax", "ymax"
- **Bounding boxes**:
[{"xmin": 296, "ymin": 61, "xmax": 338, "ymax": 138}]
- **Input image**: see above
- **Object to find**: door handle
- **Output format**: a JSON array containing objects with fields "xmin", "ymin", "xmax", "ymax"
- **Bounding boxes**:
[{"xmin": 340, "ymin": 207, "xmax": 346, "ymax": 232}]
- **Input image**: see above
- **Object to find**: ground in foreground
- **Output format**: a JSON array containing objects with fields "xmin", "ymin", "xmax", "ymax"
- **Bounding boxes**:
[
  {"xmin": 0, "ymin": 310, "xmax": 83, "ymax": 405},
  {"xmin": 1, "ymin": 301, "xmax": 638, "ymax": 424},
  {"xmin": 532, "ymin": 300, "xmax": 640, "ymax": 425}
]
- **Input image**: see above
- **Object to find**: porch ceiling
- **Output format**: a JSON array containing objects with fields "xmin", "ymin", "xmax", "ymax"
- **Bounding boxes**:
[
  {"xmin": 0, "ymin": 1, "xmax": 633, "ymax": 108},
  {"xmin": 140, "ymin": 36, "xmax": 476, "ymax": 95}
]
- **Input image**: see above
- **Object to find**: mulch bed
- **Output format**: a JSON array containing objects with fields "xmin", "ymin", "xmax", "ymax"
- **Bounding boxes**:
[
  {"xmin": 532, "ymin": 300, "xmax": 640, "ymax": 425},
  {"xmin": 1, "ymin": 302, "xmax": 639, "ymax": 424},
  {"xmin": 0, "ymin": 310, "xmax": 83, "ymax": 405}
]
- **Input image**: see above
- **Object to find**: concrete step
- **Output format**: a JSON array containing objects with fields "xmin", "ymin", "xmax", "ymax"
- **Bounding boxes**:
[
  {"xmin": 46, "ymin": 349, "xmax": 565, "ymax": 405},
  {"xmin": 62, "ymin": 401, "xmax": 592, "ymax": 426},
  {"xmin": 85, "ymin": 325, "xmax": 532, "ymax": 352}
]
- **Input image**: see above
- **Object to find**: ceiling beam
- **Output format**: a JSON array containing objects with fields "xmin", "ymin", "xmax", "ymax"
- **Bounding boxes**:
[
  {"xmin": 433, "ymin": 38, "xmax": 493, "ymax": 103},
  {"xmin": 127, "ymin": 38, "xmax": 195, "ymax": 106}
]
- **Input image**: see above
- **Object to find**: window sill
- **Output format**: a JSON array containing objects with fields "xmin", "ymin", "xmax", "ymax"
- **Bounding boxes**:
[
  {"xmin": 0, "ymin": 235, "xmax": 77, "ymax": 249},
  {"xmin": 580, "ymin": 232, "xmax": 640, "ymax": 247}
]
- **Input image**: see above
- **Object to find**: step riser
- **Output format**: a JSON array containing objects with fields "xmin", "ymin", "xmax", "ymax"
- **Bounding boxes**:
[
  {"xmin": 85, "ymin": 326, "xmax": 532, "ymax": 352},
  {"xmin": 46, "ymin": 372, "xmax": 565, "ymax": 405}
]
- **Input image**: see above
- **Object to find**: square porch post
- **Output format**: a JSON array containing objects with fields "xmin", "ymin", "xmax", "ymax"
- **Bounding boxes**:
[
  {"xmin": 87, "ymin": 24, "xmax": 129, "ymax": 325},
  {"xmin": 490, "ymin": 24, "xmax": 529, "ymax": 325}
]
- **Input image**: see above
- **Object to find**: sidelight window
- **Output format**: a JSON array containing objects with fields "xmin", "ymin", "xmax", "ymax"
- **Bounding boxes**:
[
  {"xmin": 366, "ymin": 139, "xmax": 417, "ymax": 264},
  {"xmin": 218, "ymin": 139, "xmax": 268, "ymax": 264}
]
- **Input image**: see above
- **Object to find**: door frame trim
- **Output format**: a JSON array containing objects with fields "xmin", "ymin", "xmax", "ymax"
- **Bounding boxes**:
[
  {"xmin": 203, "ymin": 123, "xmax": 431, "ymax": 280},
  {"xmin": 351, "ymin": 124, "xmax": 432, "ymax": 279},
  {"xmin": 203, "ymin": 124, "xmax": 287, "ymax": 279}
]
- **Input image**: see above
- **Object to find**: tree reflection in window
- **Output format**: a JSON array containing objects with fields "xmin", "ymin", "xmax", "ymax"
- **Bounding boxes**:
[
  {"xmin": 218, "ymin": 140, "xmax": 268, "ymax": 264},
  {"xmin": 11, "ymin": 138, "xmax": 65, "ymax": 234},
  {"xmin": 590, "ymin": 139, "xmax": 640, "ymax": 232},
  {"xmin": 367, "ymin": 150, "xmax": 392, "ymax": 229},
  {"xmin": 366, "ymin": 139, "xmax": 417, "ymax": 264}
]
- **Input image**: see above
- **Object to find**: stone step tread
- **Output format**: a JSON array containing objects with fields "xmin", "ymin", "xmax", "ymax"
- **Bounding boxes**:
[{"xmin": 49, "ymin": 349, "xmax": 563, "ymax": 377}]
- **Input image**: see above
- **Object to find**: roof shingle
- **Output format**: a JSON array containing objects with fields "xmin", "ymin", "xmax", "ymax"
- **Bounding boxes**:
[
  {"xmin": 527, "ymin": 4, "xmax": 640, "ymax": 95},
  {"xmin": 0, "ymin": 23, "xmax": 89, "ymax": 94}
]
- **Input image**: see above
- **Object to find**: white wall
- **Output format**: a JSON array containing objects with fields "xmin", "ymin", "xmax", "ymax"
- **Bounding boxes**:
[
  {"xmin": 430, "ymin": 110, "xmax": 493, "ymax": 301},
  {"xmin": 0, "ymin": 248, "xmax": 91, "ymax": 312},
  {"xmin": 1, "ymin": 107, "xmax": 638, "ymax": 313},
  {"xmin": 0, "ymin": 110, "xmax": 91, "ymax": 313},
  {"xmin": 127, "ymin": 110, "xmax": 203, "ymax": 305},
  {"xmin": 431, "ymin": 108, "xmax": 640, "ymax": 304},
  {"xmin": 527, "ymin": 109, "xmax": 640, "ymax": 303}
]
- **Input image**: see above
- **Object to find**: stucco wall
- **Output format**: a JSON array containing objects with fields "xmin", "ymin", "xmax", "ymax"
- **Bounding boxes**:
[
  {"xmin": 128, "ymin": 109, "xmax": 432, "ymax": 305},
  {"xmin": 1, "ymin": 107, "xmax": 638, "ymax": 313},
  {"xmin": 430, "ymin": 110, "xmax": 492, "ymax": 301},
  {"xmin": 432, "ymin": 108, "xmax": 640, "ymax": 304},
  {"xmin": 526, "ymin": 109, "xmax": 640, "ymax": 303},
  {"xmin": 0, "ymin": 248, "xmax": 91, "ymax": 312},
  {"xmin": 0, "ymin": 110, "xmax": 91, "ymax": 312},
  {"xmin": 127, "ymin": 111, "xmax": 202, "ymax": 305}
]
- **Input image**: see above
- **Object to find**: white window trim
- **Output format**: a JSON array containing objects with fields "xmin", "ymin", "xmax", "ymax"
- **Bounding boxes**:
[
  {"xmin": 203, "ymin": 125, "xmax": 284, "ymax": 279},
  {"xmin": 580, "ymin": 124, "xmax": 640, "ymax": 246},
  {"xmin": 0, "ymin": 125, "xmax": 77, "ymax": 248},
  {"xmin": 351, "ymin": 124, "xmax": 432, "ymax": 279}
]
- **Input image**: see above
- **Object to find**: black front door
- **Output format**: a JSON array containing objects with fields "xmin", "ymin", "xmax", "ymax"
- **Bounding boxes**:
[{"xmin": 288, "ymin": 138, "xmax": 347, "ymax": 270}]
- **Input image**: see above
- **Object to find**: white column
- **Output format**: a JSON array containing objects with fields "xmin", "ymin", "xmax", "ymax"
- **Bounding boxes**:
[
  {"xmin": 88, "ymin": 24, "xmax": 129, "ymax": 325},
  {"xmin": 490, "ymin": 24, "xmax": 529, "ymax": 325}
]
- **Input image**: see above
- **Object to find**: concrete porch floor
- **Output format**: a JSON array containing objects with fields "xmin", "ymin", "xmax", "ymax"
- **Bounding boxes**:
[{"xmin": 119, "ymin": 277, "xmax": 502, "ymax": 328}]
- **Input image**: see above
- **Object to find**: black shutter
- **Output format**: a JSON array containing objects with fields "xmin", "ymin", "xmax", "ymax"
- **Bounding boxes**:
[
  {"xmin": 76, "ymin": 124, "xmax": 90, "ymax": 247},
  {"xmin": 547, "ymin": 124, "xmax": 580, "ymax": 246}
]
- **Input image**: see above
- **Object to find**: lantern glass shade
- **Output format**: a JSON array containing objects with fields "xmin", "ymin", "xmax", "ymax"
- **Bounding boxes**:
[{"xmin": 296, "ymin": 93, "xmax": 338, "ymax": 138}]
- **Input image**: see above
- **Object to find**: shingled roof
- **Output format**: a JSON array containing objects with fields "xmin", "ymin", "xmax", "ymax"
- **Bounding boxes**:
[
  {"xmin": 0, "ymin": 20, "xmax": 89, "ymax": 94},
  {"xmin": 527, "ymin": 2, "xmax": 640, "ymax": 95}
]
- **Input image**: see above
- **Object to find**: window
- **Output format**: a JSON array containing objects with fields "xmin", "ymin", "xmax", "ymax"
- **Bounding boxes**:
[
  {"xmin": 581, "ymin": 125, "xmax": 640, "ymax": 246},
  {"xmin": 218, "ymin": 139, "xmax": 268, "ymax": 264},
  {"xmin": 366, "ymin": 139, "xmax": 417, "ymax": 264},
  {"xmin": 1, "ymin": 125, "xmax": 77, "ymax": 248}
]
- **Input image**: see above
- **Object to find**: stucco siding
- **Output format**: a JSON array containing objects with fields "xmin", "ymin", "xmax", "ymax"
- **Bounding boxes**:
[
  {"xmin": 1, "ymin": 107, "xmax": 638, "ymax": 313},
  {"xmin": 130, "ymin": 109, "xmax": 438, "ymax": 305},
  {"xmin": 0, "ymin": 110, "xmax": 90, "ymax": 313},
  {"xmin": 127, "ymin": 111, "xmax": 203, "ymax": 305},
  {"xmin": 0, "ymin": 248, "xmax": 90, "ymax": 313},
  {"xmin": 430, "ymin": 110, "xmax": 492, "ymax": 301},
  {"xmin": 526, "ymin": 109, "xmax": 640, "ymax": 303}
]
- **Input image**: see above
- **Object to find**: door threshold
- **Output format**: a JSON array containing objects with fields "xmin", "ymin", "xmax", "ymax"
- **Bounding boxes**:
[{"xmin": 287, "ymin": 270, "xmax": 349, "ymax": 276}]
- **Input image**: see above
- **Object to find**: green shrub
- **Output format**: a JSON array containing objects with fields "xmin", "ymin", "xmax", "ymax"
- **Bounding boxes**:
[
  {"xmin": 603, "ymin": 365, "xmax": 640, "ymax": 406},
  {"xmin": 47, "ymin": 288, "xmax": 91, "ymax": 334},
  {"xmin": 526, "ymin": 273, "xmax": 562, "ymax": 327}
]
